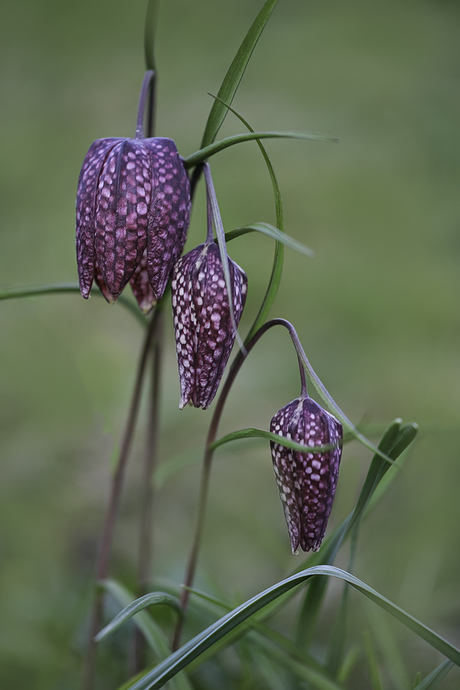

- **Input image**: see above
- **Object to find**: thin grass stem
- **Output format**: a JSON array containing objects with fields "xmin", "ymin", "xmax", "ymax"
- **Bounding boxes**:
[{"xmin": 172, "ymin": 319, "xmax": 295, "ymax": 649}]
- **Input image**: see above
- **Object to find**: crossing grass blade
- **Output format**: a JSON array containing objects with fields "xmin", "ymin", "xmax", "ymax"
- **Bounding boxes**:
[
  {"xmin": 121, "ymin": 565, "xmax": 460, "ymax": 690},
  {"xmin": 200, "ymin": 0, "xmax": 279, "ymax": 149},
  {"xmin": 210, "ymin": 425, "xmax": 354, "ymax": 454},
  {"xmin": 224, "ymin": 222, "xmax": 314, "ymax": 257},
  {"xmin": 295, "ymin": 420, "xmax": 417, "ymax": 647},
  {"xmin": 208, "ymin": 96, "xmax": 286, "ymax": 341},
  {"xmin": 95, "ymin": 591, "xmax": 182, "ymax": 643},
  {"xmin": 184, "ymin": 130, "xmax": 337, "ymax": 168},
  {"xmin": 415, "ymin": 660, "xmax": 455, "ymax": 689},
  {"xmin": 100, "ymin": 580, "xmax": 192, "ymax": 690}
]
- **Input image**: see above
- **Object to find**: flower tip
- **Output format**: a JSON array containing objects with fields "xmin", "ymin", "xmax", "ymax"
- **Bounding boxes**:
[{"xmin": 139, "ymin": 302, "xmax": 156, "ymax": 315}]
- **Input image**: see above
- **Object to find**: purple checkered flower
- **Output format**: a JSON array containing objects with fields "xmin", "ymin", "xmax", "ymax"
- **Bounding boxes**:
[
  {"xmin": 270, "ymin": 395, "xmax": 343, "ymax": 553},
  {"xmin": 76, "ymin": 136, "xmax": 190, "ymax": 311},
  {"xmin": 171, "ymin": 242, "xmax": 247, "ymax": 409}
]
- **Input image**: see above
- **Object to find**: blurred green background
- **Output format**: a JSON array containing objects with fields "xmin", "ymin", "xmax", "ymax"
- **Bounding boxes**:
[{"xmin": 1, "ymin": 0, "xmax": 460, "ymax": 687}]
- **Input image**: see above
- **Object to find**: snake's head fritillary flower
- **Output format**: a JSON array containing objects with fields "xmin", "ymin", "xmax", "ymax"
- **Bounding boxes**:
[
  {"xmin": 76, "ymin": 136, "xmax": 190, "ymax": 311},
  {"xmin": 171, "ymin": 242, "xmax": 247, "ymax": 410},
  {"xmin": 270, "ymin": 396, "xmax": 343, "ymax": 554}
]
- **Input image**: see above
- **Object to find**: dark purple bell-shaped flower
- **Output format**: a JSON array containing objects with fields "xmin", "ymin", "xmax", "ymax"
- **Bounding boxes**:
[
  {"xmin": 76, "ymin": 72, "xmax": 190, "ymax": 312},
  {"xmin": 171, "ymin": 242, "xmax": 247, "ymax": 409},
  {"xmin": 270, "ymin": 395, "xmax": 343, "ymax": 553}
]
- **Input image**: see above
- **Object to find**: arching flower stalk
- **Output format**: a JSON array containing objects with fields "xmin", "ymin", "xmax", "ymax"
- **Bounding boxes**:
[
  {"xmin": 171, "ymin": 165, "xmax": 248, "ymax": 409},
  {"xmin": 270, "ymin": 354, "xmax": 343, "ymax": 553},
  {"xmin": 76, "ymin": 71, "xmax": 191, "ymax": 312}
]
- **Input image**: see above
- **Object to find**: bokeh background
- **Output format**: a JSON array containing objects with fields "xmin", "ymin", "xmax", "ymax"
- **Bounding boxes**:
[{"xmin": 1, "ymin": 0, "xmax": 459, "ymax": 687}]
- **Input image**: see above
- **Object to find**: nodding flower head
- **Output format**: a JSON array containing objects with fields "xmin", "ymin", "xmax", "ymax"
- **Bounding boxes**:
[
  {"xmin": 171, "ymin": 242, "xmax": 247, "ymax": 410},
  {"xmin": 75, "ymin": 72, "xmax": 191, "ymax": 312},
  {"xmin": 76, "ymin": 136, "xmax": 190, "ymax": 311},
  {"xmin": 270, "ymin": 395, "xmax": 343, "ymax": 554}
]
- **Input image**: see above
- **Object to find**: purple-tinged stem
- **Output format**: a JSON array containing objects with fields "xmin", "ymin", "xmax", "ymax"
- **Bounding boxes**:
[
  {"xmin": 135, "ymin": 70, "xmax": 155, "ymax": 139},
  {"xmin": 173, "ymin": 318, "xmax": 303, "ymax": 649},
  {"xmin": 133, "ymin": 309, "xmax": 163, "ymax": 673},
  {"xmin": 82, "ymin": 309, "xmax": 160, "ymax": 690}
]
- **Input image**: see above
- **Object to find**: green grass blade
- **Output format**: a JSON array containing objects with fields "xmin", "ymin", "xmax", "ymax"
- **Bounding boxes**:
[
  {"xmin": 200, "ymin": 0, "xmax": 279, "ymax": 148},
  {"xmin": 414, "ymin": 661, "xmax": 454, "ymax": 689},
  {"xmin": 210, "ymin": 426, "xmax": 353, "ymax": 454},
  {"xmin": 95, "ymin": 591, "xmax": 182, "ymax": 642},
  {"xmin": 100, "ymin": 580, "xmax": 192, "ymax": 690},
  {"xmin": 224, "ymin": 222, "xmax": 315, "ymax": 256},
  {"xmin": 185, "ymin": 587, "xmax": 327, "ymax": 679},
  {"xmin": 0, "ymin": 283, "xmax": 147, "ymax": 327},
  {"xmin": 295, "ymin": 420, "xmax": 417, "ymax": 647},
  {"xmin": 212, "ymin": 98, "xmax": 285, "ymax": 341},
  {"xmin": 124, "ymin": 565, "xmax": 460, "ymax": 690},
  {"xmin": 294, "ymin": 341, "xmax": 402, "ymax": 467},
  {"xmin": 100, "ymin": 580, "xmax": 170, "ymax": 659},
  {"xmin": 185, "ymin": 130, "xmax": 337, "ymax": 168}
]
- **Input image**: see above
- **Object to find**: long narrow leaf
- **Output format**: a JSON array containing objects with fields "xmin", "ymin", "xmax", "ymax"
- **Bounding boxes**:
[
  {"xmin": 415, "ymin": 660, "xmax": 454, "ymax": 690},
  {"xmin": 200, "ymin": 0, "xmax": 279, "ymax": 148},
  {"xmin": 224, "ymin": 222, "xmax": 314, "ymax": 256},
  {"xmin": 101, "ymin": 580, "xmax": 192, "ymax": 690},
  {"xmin": 125, "ymin": 565, "xmax": 460, "ymax": 690},
  {"xmin": 95, "ymin": 591, "xmax": 182, "ymax": 642},
  {"xmin": 210, "ymin": 425, "xmax": 354, "ymax": 453},
  {"xmin": 212, "ymin": 98, "xmax": 286, "ymax": 341},
  {"xmin": 185, "ymin": 130, "xmax": 337, "ymax": 168},
  {"xmin": 0, "ymin": 283, "xmax": 147, "ymax": 327},
  {"xmin": 295, "ymin": 420, "xmax": 417, "ymax": 646}
]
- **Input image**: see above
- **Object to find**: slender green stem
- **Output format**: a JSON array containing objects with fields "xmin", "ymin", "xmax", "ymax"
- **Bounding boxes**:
[
  {"xmin": 0, "ymin": 283, "xmax": 147, "ymax": 328},
  {"xmin": 133, "ymin": 309, "xmax": 163, "ymax": 673},
  {"xmin": 172, "ymin": 320, "xmax": 291, "ymax": 649},
  {"xmin": 82, "ymin": 309, "xmax": 160, "ymax": 690}
]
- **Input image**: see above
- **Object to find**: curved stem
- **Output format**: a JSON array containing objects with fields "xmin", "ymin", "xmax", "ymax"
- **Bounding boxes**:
[
  {"xmin": 172, "ymin": 318, "xmax": 299, "ymax": 649},
  {"xmin": 144, "ymin": 0, "xmax": 159, "ymax": 73},
  {"xmin": 135, "ymin": 70, "xmax": 155, "ymax": 139},
  {"xmin": 82, "ymin": 308, "xmax": 160, "ymax": 690}
]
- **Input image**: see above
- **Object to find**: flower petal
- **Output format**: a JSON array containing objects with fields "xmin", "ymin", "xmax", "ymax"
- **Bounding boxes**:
[
  {"xmin": 76, "ymin": 138, "xmax": 121, "ymax": 298},
  {"xmin": 130, "ymin": 249, "xmax": 157, "ymax": 314},
  {"xmin": 145, "ymin": 138, "xmax": 191, "ymax": 301},
  {"xmin": 95, "ymin": 139, "xmax": 151, "ymax": 296}
]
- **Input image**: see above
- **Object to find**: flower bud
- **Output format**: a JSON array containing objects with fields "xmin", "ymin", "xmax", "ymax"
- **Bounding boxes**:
[
  {"xmin": 171, "ymin": 242, "xmax": 247, "ymax": 409},
  {"xmin": 270, "ymin": 396, "xmax": 343, "ymax": 553},
  {"xmin": 76, "ymin": 136, "xmax": 190, "ymax": 310}
]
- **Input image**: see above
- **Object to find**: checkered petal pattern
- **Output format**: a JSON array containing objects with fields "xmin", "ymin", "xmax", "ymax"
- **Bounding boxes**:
[
  {"xmin": 76, "ymin": 136, "xmax": 190, "ymax": 309},
  {"xmin": 270, "ymin": 396, "xmax": 343, "ymax": 553},
  {"xmin": 171, "ymin": 243, "xmax": 248, "ymax": 410}
]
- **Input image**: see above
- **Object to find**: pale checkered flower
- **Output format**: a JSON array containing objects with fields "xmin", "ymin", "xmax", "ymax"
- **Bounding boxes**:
[
  {"xmin": 171, "ymin": 242, "xmax": 247, "ymax": 409},
  {"xmin": 270, "ymin": 396, "xmax": 343, "ymax": 553}
]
